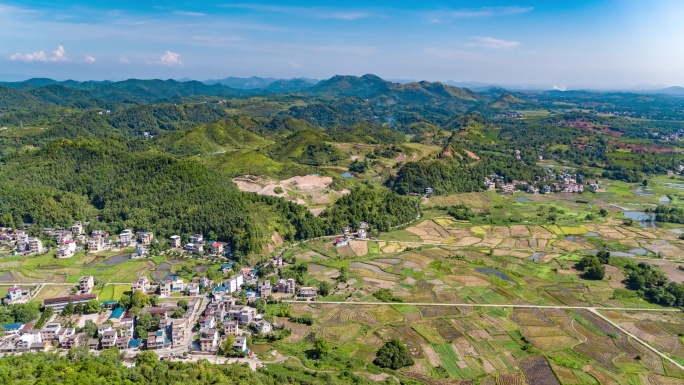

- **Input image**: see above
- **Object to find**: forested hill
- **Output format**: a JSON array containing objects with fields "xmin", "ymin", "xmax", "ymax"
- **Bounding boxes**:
[{"xmin": 0, "ymin": 137, "xmax": 418, "ymax": 256}]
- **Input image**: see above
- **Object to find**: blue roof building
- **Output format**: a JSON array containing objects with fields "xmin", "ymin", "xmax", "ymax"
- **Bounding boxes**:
[{"xmin": 109, "ymin": 307, "xmax": 125, "ymax": 319}]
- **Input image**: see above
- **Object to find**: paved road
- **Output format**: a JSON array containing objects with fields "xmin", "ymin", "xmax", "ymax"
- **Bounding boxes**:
[
  {"xmin": 590, "ymin": 308, "xmax": 684, "ymax": 371},
  {"xmin": 285, "ymin": 300, "xmax": 683, "ymax": 313}
]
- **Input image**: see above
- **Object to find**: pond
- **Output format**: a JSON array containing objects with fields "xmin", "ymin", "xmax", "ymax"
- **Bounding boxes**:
[
  {"xmin": 527, "ymin": 252, "xmax": 543, "ymax": 262},
  {"xmin": 349, "ymin": 262, "xmax": 399, "ymax": 278},
  {"xmin": 661, "ymin": 182, "xmax": 684, "ymax": 190},
  {"xmin": 517, "ymin": 197, "xmax": 531, "ymax": 203},
  {"xmin": 564, "ymin": 236, "xmax": 576, "ymax": 242},
  {"xmin": 0, "ymin": 271, "xmax": 13, "ymax": 282},
  {"xmin": 340, "ymin": 172, "xmax": 355, "ymax": 179},
  {"xmin": 585, "ymin": 232, "xmax": 600, "ymax": 237},
  {"xmin": 622, "ymin": 211, "xmax": 657, "ymax": 228},
  {"xmin": 308, "ymin": 263, "xmax": 326, "ymax": 272},
  {"xmin": 636, "ymin": 186, "xmax": 655, "ymax": 196},
  {"xmin": 101, "ymin": 254, "xmax": 130, "ymax": 266},
  {"xmin": 628, "ymin": 248, "xmax": 650, "ymax": 256},
  {"xmin": 659, "ymin": 196, "xmax": 671, "ymax": 203},
  {"xmin": 474, "ymin": 267, "xmax": 516, "ymax": 283},
  {"xmin": 586, "ymin": 249, "xmax": 637, "ymax": 258},
  {"xmin": 249, "ymin": 343, "xmax": 274, "ymax": 354},
  {"xmin": 373, "ymin": 258, "xmax": 402, "ymax": 265}
]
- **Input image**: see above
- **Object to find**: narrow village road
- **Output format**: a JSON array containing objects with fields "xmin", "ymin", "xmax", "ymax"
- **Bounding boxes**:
[{"xmin": 285, "ymin": 300, "xmax": 683, "ymax": 312}]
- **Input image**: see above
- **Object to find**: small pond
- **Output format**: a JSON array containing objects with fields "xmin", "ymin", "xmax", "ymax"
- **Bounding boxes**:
[
  {"xmin": 661, "ymin": 182, "xmax": 684, "ymax": 190},
  {"xmin": 340, "ymin": 172, "xmax": 355, "ymax": 179},
  {"xmin": 192, "ymin": 265, "xmax": 208, "ymax": 273},
  {"xmin": 101, "ymin": 254, "xmax": 130, "ymax": 266},
  {"xmin": 659, "ymin": 196, "xmax": 671, "ymax": 203},
  {"xmin": 517, "ymin": 197, "xmax": 531, "ymax": 203},
  {"xmin": 585, "ymin": 232, "xmax": 600, "ymax": 237},
  {"xmin": 349, "ymin": 262, "xmax": 399, "ymax": 278},
  {"xmin": 628, "ymin": 248, "xmax": 650, "ymax": 256},
  {"xmin": 474, "ymin": 267, "xmax": 515, "ymax": 283},
  {"xmin": 564, "ymin": 236, "xmax": 576, "ymax": 242},
  {"xmin": 0, "ymin": 271, "xmax": 13, "ymax": 282},
  {"xmin": 636, "ymin": 186, "xmax": 655, "ymax": 196},
  {"xmin": 527, "ymin": 252, "xmax": 543, "ymax": 262},
  {"xmin": 373, "ymin": 258, "xmax": 402, "ymax": 265},
  {"xmin": 623, "ymin": 211, "xmax": 657, "ymax": 228}
]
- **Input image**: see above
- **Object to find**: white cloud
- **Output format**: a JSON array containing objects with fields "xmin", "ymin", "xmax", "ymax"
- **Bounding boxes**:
[
  {"xmin": 288, "ymin": 60, "xmax": 303, "ymax": 69},
  {"xmin": 84, "ymin": 55, "xmax": 96, "ymax": 63},
  {"xmin": 119, "ymin": 55, "xmax": 131, "ymax": 64},
  {"xmin": 174, "ymin": 11, "xmax": 206, "ymax": 17},
  {"xmin": 147, "ymin": 51, "xmax": 183, "ymax": 67},
  {"xmin": 469, "ymin": 36, "xmax": 521, "ymax": 49},
  {"xmin": 10, "ymin": 45, "xmax": 69, "ymax": 62},
  {"xmin": 427, "ymin": 6, "xmax": 533, "ymax": 22}
]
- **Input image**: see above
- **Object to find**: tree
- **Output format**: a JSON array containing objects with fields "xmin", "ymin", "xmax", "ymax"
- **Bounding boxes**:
[
  {"xmin": 130, "ymin": 291, "xmax": 150, "ymax": 309},
  {"xmin": 313, "ymin": 337, "xmax": 330, "ymax": 359},
  {"xmin": 136, "ymin": 350, "xmax": 159, "ymax": 367},
  {"xmin": 134, "ymin": 326, "xmax": 148, "ymax": 339},
  {"xmin": 318, "ymin": 282, "xmax": 331, "ymax": 297},
  {"xmin": 12, "ymin": 303, "xmax": 40, "ymax": 323},
  {"xmin": 643, "ymin": 179, "xmax": 649, "ymax": 186},
  {"xmin": 220, "ymin": 335, "xmax": 235, "ymax": 356},
  {"xmin": 84, "ymin": 299, "xmax": 100, "ymax": 314},
  {"xmin": 599, "ymin": 208, "xmax": 608, "ymax": 217},
  {"xmin": 137, "ymin": 312, "xmax": 152, "ymax": 331},
  {"xmin": 177, "ymin": 299, "xmax": 189, "ymax": 310},
  {"xmin": 149, "ymin": 294, "xmax": 160, "ymax": 307},
  {"xmin": 62, "ymin": 302, "xmax": 75, "ymax": 316},
  {"xmin": 596, "ymin": 250, "xmax": 610, "ymax": 265},
  {"xmin": 83, "ymin": 320, "xmax": 98, "ymax": 338},
  {"xmin": 577, "ymin": 255, "xmax": 605, "ymax": 280},
  {"xmin": 374, "ymin": 339, "xmax": 414, "ymax": 369},
  {"xmin": 337, "ymin": 266, "xmax": 348, "ymax": 282},
  {"xmin": 0, "ymin": 325, "xmax": 5, "ymax": 338}
]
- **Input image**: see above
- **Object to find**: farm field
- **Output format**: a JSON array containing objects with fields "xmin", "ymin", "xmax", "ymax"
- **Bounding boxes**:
[{"xmin": 274, "ymin": 179, "xmax": 684, "ymax": 383}]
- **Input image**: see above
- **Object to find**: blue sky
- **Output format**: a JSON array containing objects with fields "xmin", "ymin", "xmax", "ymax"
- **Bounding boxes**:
[{"xmin": 1, "ymin": 0, "xmax": 683, "ymax": 88}]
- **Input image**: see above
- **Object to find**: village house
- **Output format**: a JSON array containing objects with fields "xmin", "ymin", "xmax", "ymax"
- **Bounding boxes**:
[
  {"xmin": 40, "ymin": 323, "xmax": 62, "ymax": 343},
  {"xmin": 357, "ymin": 228, "xmax": 367, "ymax": 240},
  {"xmin": 101, "ymin": 330, "xmax": 118, "ymax": 349},
  {"xmin": 226, "ymin": 274, "xmax": 244, "ymax": 293},
  {"xmin": 135, "ymin": 243, "xmax": 148, "ymax": 258},
  {"xmin": 119, "ymin": 229, "xmax": 133, "ymax": 244},
  {"xmin": 169, "ymin": 235, "xmax": 181, "ymax": 248},
  {"xmin": 147, "ymin": 329, "xmax": 170, "ymax": 350},
  {"xmin": 277, "ymin": 278, "xmax": 296, "ymax": 295},
  {"xmin": 4, "ymin": 286, "xmax": 31, "ymax": 305},
  {"xmin": 199, "ymin": 315, "xmax": 215, "ymax": 329},
  {"xmin": 56, "ymin": 240, "xmax": 77, "ymax": 258},
  {"xmin": 185, "ymin": 243, "xmax": 203, "ymax": 254},
  {"xmin": 199, "ymin": 328, "xmax": 219, "ymax": 352},
  {"xmin": 189, "ymin": 234, "xmax": 204, "ymax": 245},
  {"xmin": 131, "ymin": 277, "xmax": 150, "ymax": 293},
  {"xmin": 2, "ymin": 323, "xmax": 23, "ymax": 336},
  {"xmin": 258, "ymin": 281, "xmax": 272, "ymax": 297},
  {"xmin": 87, "ymin": 338, "xmax": 100, "ymax": 350},
  {"xmin": 79, "ymin": 276, "xmax": 95, "ymax": 294},
  {"xmin": 239, "ymin": 307, "xmax": 257, "ymax": 324},
  {"xmin": 170, "ymin": 319, "xmax": 188, "ymax": 347},
  {"xmin": 87, "ymin": 236, "xmax": 105, "ymax": 252},
  {"xmin": 234, "ymin": 336, "xmax": 247, "ymax": 352},
  {"xmin": 55, "ymin": 230, "xmax": 72, "ymax": 245},
  {"xmin": 224, "ymin": 321, "xmax": 240, "ymax": 336},
  {"xmin": 299, "ymin": 287, "xmax": 318, "ymax": 299},
  {"xmin": 70, "ymin": 222, "xmax": 84, "ymax": 236},
  {"xmin": 221, "ymin": 263, "xmax": 233, "ymax": 274},
  {"xmin": 186, "ymin": 283, "xmax": 200, "ymax": 296},
  {"xmin": 61, "ymin": 333, "xmax": 83, "ymax": 349},
  {"xmin": 116, "ymin": 336, "xmax": 130, "ymax": 349},
  {"xmin": 210, "ymin": 241, "xmax": 226, "ymax": 256},
  {"xmin": 119, "ymin": 318, "xmax": 135, "ymax": 338},
  {"xmin": 138, "ymin": 232, "xmax": 154, "ymax": 245},
  {"xmin": 254, "ymin": 320, "xmax": 272, "ymax": 335}
]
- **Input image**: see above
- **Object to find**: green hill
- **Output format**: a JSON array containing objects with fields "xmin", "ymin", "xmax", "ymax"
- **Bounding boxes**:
[{"xmin": 153, "ymin": 117, "xmax": 270, "ymax": 155}]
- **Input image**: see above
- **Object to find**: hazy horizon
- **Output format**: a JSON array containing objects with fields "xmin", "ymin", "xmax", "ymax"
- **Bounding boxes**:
[{"xmin": 2, "ymin": 0, "xmax": 684, "ymax": 89}]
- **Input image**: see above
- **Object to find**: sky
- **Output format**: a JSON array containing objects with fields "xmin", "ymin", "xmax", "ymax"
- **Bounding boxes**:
[{"xmin": 1, "ymin": 0, "xmax": 683, "ymax": 88}]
